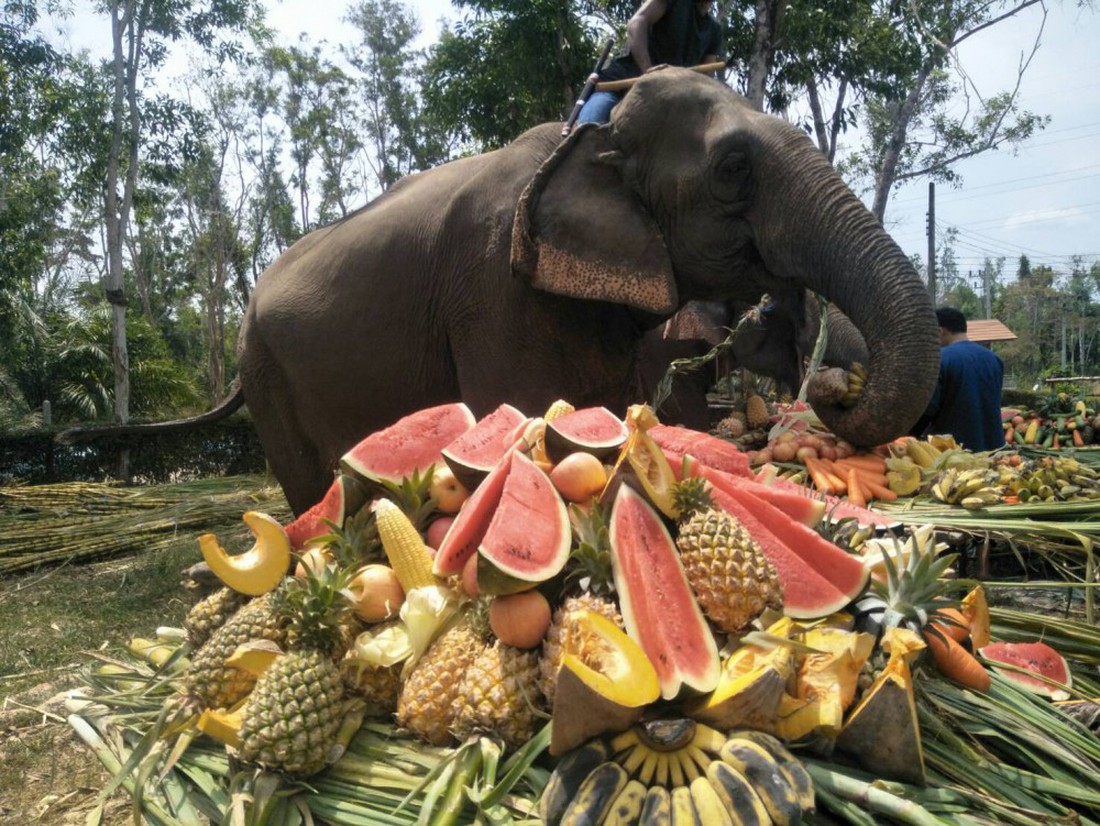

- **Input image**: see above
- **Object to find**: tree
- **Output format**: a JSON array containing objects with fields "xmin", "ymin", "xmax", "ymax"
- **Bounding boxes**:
[
  {"xmin": 100, "ymin": 0, "xmax": 260, "ymax": 425},
  {"xmin": 344, "ymin": 0, "xmax": 452, "ymax": 192},
  {"xmin": 422, "ymin": 0, "xmax": 598, "ymax": 148}
]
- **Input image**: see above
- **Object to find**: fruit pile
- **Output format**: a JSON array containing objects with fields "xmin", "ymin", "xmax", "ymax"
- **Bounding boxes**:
[
  {"xmin": 1004, "ymin": 397, "xmax": 1100, "ymax": 449},
  {"xmin": 125, "ymin": 401, "xmax": 1085, "ymax": 825}
]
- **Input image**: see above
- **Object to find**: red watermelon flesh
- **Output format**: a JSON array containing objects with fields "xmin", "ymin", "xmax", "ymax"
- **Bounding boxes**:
[
  {"xmin": 544, "ymin": 406, "xmax": 629, "ymax": 463},
  {"xmin": 979, "ymin": 641, "xmax": 1072, "ymax": 699},
  {"xmin": 648, "ymin": 424, "xmax": 751, "ymax": 478},
  {"xmin": 766, "ymin": 474, "xmax": 902, "ymax": 531},
  {"xmin": 609, "ymin": 485, "xmax": 720, "ymax": 699},
  {"xmin": 341, "ymin": 402, "xmax": 477, "ymax": 484},
  {"xmin": 442, "ymin": 403, "xmax": 531, "ymax": 491},
  {"xmin": 708, "ymin": 487, "xmax": 860, "ymax": 618},
  {"xmin": 433, "ymin": 446, "xmax": 516, "ymax": 576},
  {"xmin": 477, "ymin": 451, "xmax": 570, "ymax": 593},
  {"xmin": 284, "ymin": 474, "xmax": 367, "ymax": 548},
  {"xmin": 687, "ymin": 460, "xmax": 826, "ymax": 528}
]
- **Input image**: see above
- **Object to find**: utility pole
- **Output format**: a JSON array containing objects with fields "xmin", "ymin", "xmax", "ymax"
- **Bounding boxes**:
[
  {"xmin": 926, "ymin": 182, "xmax": 936, "ymax": 302},
  {"xmin": 983, "ymin": 264, "xmax": 993, "ymax": 318}
]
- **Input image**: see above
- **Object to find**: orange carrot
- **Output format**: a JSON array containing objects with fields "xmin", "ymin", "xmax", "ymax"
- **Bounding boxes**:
[
  {"xmin": 846, "ymin": 467, "xmax": 867, "ymax": 508},
  {"xmin": 856, "ymin": 474, "xmax": 899, "ymax": 502},
  {"xmin": 925, "ymin": 628, "xmax": 990, "ymax": 692},
  {"xmin": 831, "ymin": 459, "xmax": 890, "ymax": 491},
  {"xmin": 929, "ymin": 608, "xmax": 971, "ymax": 643},
  {"xmin": 837, "ymin": 452, "xmax": 888, "ymax": 474},
  {"xmin": 804, "ymin": 456, "xmax": 845, "ymax": 495},
  {"xmin": 1073, "ymin": 429, "xmax": 1085, "ymax": 448}
]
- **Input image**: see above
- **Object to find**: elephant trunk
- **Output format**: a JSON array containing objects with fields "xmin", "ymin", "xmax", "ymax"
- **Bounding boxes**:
[{"xmin": 753, "ymin": 133, "xmax": 940, "ymax": 448}]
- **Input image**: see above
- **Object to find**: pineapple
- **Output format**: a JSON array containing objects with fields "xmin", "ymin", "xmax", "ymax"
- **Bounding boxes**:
[
  {"xmin": 341, "ymin": 656, "xmax": 401, "ymax": 717},
  {"xmin": 746, "ymin": 393, "xmax": 770, "ymax": 429},
  {"xmin": 396, "ymin": 618, "xmax": 486, "ymax": 746},
  {"xmin": 673, "ymin": 477, "xmax": 782, "ymax": 633},
  {"xmin": 452, "ymin": 640, "xmax": 544, "ymax": 752},
  {"xmin": 183, "ymin": 586, "xmax": 248, "ymax": 648},
  {"xmin": 235, "ymin": 564, "xmax": 358, "ymax": 776},
  {"xmin": 540, "ymin": 503, "xmax": 624, "ymax": 705},
  {"xmin": 852, "ymin": 525, "xmax": 958, "ymax": 638},
  {"xmin": 182, "ymin": 593, "xmax": 284, "ymax": 710}
]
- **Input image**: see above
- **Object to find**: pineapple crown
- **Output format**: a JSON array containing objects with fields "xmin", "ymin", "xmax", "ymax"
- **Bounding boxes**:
[
  {"xmin": 670, "ymin": 475, "xmax": 714, "ymax": 522},
  {"xmin": 561, "ymin": 501, "xmax": 617, "ymax": 598},
  {"xmin": 852, "ymin": 529, "xmax": 960, "ymax": 638},
  {"xmin": 272, "ymin": 564, "xmax": 357, "ymax": 655},
  {"xmin": 376, "ymin": 466, "xmax": 437, "ymax": 529}
]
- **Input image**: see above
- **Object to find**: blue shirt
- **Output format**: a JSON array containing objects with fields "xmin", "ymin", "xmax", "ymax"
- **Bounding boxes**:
[{"xmin": 921, "ymin": 340, "xmax": 1005, "ymax": 452}]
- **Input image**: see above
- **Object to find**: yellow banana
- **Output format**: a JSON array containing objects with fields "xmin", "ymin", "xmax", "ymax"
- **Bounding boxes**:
[
  {"xmin": 637, "ymin": 747, "xmax": 661, "ymax": 786},
  {"xmin": 670, "ymin": 786, "xmax": 699, "ymax": 826},
  {"xmin": 692, "ymin": 722, "xmax": 728, "ymax": 756},
  {"xmin": 619, "ymin": 743, "xmax": 648, "ymax": 777},
  {"xmin": 667, "ymin": 750, "xmax": 687, "ymax": 789},
  {"xmin": 654, "ymin": 751, "xmax": 672, "ymax": 788},
  {"xmin": 610, "ymin": 727, "xmax": 641, "ymax": 755},
  {"xmin": 603, "ymin": 779, "xmax": 648, "ymax": 826},
  {"xmin": 689, "ymin": 776, "xmax": 734, "ymax": 826}
]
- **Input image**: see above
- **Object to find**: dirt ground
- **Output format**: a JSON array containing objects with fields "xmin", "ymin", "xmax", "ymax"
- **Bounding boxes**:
[{"xmin": 0, "ymin": 682, "xmax": 133, "ymax": 825}]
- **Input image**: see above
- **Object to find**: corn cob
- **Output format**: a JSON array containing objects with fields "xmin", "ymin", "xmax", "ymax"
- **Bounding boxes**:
[
  {"xmin": 374, "ymin": 498, "xmax": 438, "ymax": 590},
  {"xmin": 543, "ymin": 399, "xmax": 575, "ymax": 422}
]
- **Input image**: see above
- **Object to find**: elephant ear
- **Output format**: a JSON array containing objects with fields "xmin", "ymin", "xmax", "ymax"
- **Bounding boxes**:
[{"xmin": 510, "ymin": 124, "xmax": 677, "ymax": 315}]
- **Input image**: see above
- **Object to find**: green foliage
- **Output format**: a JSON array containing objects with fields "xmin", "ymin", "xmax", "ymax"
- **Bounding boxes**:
[{"xmin": 422, "ymin": 0, "xmax": 598, "ymax": 148}]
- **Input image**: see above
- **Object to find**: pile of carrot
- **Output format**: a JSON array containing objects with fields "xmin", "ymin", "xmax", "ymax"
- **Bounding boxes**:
[{"xmin": 801, "ymin": 452, "xmax": 899, "ymax": 505}]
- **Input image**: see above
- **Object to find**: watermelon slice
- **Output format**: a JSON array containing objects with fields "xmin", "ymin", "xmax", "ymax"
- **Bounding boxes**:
[
  {"xmin": 433, "ymin": 448, "xmax": 515, "ymax": 576},
  {"xmin": 767, "ymin": 474, "xmax": 902, "ymax": 532},
  {"xmin": 708, "ymin": 487, "xmax": 866, "ymax": 618},
  {"xmin": 979, "ymin": 641, "xmax": 1072, "ymax": 700},
  {"xmin": 442, "ymin": 403, "xmax": 531, "ymax": 491},
  {"xmin": 341, "ymin": 402, "xmax": 476, "ymax": 485},
  {"xmin": 284, "ymin": 474, "xmax": 368, "ymax": 548},
  {"xmin": 648, "ymin": 424, "xmax": 751, "ymax": 477},
  {"xmin": 544, "ymin": 406, "xmax": 629, "ymax": 463},
  {"xmin": 686, "ymin": 460, "xmax": 826, "ymax": 528},
  {"xmin": 477, "ymin": 452, "xmax": 571, "ymax": 594},
  {"xmin": 609, "ymin": 485, "xmax": 720, "ymax": 700}
]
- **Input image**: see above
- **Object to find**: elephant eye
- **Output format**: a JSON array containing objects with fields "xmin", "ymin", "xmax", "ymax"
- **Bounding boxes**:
[{"xmin": 711, "ymin": 151, "xmax": 751, "ymax": 205}]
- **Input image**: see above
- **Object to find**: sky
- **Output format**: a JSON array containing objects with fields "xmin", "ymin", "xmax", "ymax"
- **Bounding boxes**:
[{"xmin": 47, "ymin": 0, "xmax": 1100, "ymax": 285}]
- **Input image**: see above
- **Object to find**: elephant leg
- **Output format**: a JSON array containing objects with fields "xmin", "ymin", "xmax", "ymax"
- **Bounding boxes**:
[{"xmin": 240, "ymin": 344, "xmax": 333, "ymax": 516}]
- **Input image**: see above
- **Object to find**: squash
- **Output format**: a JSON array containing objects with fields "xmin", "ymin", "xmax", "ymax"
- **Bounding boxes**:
[
  {"xmin": 549, "ymin": 611, "xmax": 660, "ymax": 756},
  {"xmin": 199, "ymin": 511, "xmax": 291, "ymax": 596}
]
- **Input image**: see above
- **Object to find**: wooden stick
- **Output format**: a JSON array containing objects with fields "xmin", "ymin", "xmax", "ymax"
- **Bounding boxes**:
[{"xmin": 595, "ymin": 61, "xmax": 728, "ymax": 92}]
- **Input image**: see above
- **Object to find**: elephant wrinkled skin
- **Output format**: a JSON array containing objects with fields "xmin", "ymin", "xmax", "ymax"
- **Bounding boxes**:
[{"xmin": 69, "ymin": 69, "xmax": 940, "ymax": 514}]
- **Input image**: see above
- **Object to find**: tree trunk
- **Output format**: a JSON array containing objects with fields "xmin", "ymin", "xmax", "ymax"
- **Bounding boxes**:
[
  {"xmin": 106, "ymin": 0, "xmax": 144, "ymax": 425},
  {"xmin": 745, "ymin": 0, "xmax": 782, "ymax": 111},
  {"xmin": 870, "ymin": 64, "xmax": 930, "ymax": 223}
]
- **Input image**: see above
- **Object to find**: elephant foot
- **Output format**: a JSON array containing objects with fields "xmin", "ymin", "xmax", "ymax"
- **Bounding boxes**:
[{"xmin": 806, "ymin": 362, "xmax": 867, "ymax": 409}]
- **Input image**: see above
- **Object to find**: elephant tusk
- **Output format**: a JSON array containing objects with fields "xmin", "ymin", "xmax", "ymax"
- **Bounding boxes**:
[{"xmin": 198, "ymin": 511, "xmax": 291, "ymax": 596}]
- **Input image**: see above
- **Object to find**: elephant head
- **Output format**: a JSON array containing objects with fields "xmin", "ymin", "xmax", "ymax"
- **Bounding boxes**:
[{"xmin": 512, "ymin": 67, "xmax": 938, "ymax": 447}]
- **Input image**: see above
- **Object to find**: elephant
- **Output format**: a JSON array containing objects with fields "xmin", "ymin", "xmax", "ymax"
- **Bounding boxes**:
[{"xmin": 64, "ymin": 68, "xmax": 940, "ymax": 515}]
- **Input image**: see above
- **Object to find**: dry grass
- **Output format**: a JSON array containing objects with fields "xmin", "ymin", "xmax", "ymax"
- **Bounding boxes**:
[{"xmin": 0, "ymin": 476, "xmax": 288, "ymax": 825}]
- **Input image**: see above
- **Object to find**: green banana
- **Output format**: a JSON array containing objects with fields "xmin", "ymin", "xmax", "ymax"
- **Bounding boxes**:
[
  {"xmin": 541, "ymin": 739, "xmax": 612, "ymax": 826},
  {"xmin": 706, "ymin": 761, "xmax": 771, "ymax": 826},
  {"xmin": 719, "ymin": 739, "xmax": 803, "ymax": 826},
  {"xmin": 640, "ymin": 785, "xmax": 671, "ymax": 826},
  {"xmin": 560, "ymin": 761, "xmax": 630, "ymax": 826},
  {"xmin": 726, "ymin": 730, "xmax": 814, "ymax": 812},
  {"xmin": 604, "ymin": 779, "xmax": 648, "ymax": 826}
]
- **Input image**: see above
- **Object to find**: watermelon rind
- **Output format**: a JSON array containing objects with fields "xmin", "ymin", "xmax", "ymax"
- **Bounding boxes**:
[
  {"xmin": 544, "ymin": 406, "xmax": 629, "ymax": 463},
  {"xmin": 979, "ymin": 641, "xmax": 1073, "ymax": 700},
  {"xmin": 708, "ymin": 486, "xmax": 861, "ymax": 618},
  {"xmin": 341, "ymin": 402, "xmax": 476, "ymax": 485},
  {"xmin": 442, "ymin": 403, "xmax": 530, "ymax": 491},
  {"xmin": 608, "ymin": 485, "xmax": 720, "ymax": 700},
  {"xmin": 476, "ymin": 452, "xmax": 570, "ymax": 595},
  {"xmin": 432, "ymin": 447, "xmax": 516, "ymax": 576},
  {"xmin": 284, "ymin": 474, "xmax": 368, "ymax": 549}
]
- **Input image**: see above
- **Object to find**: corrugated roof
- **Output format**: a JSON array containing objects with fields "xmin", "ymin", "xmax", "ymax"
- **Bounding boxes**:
[{"xmin": 967, "ymin": 319, "xmax": 1017, "ymax": 343}]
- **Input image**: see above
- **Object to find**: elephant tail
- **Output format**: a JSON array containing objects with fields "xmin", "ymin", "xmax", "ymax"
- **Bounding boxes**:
[{"xmin": 56, "ymin": 380, "xmax": 247, "ymax": 445}]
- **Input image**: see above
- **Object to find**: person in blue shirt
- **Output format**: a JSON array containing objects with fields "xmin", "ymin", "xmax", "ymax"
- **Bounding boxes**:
[
  {"xmin": 576, "ymin": 0, "xmax": 723, "ymax": 124},
  {"xmin": 912, "ymin": 307, "xmax": 1006, "ymax": 452}
]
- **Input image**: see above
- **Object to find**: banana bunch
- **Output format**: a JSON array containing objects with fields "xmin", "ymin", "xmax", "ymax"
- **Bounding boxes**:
[
  {"xmin": 904, "ymin": 438, "xmax": 942, "ymax": 469},
  {"xmin": 839, "ymin": 362, "xmax": 868, "ymax": 408},
  {"xmin": 1001, "ymin": 456, "xmax": 1100, "ymax": 503},
  {"xmin": 541, "ymin": 719, "xmax": 814, "ymax": 826},
  {"xmin": 930, "ymin": 467, "xmax": 1002, "ymax": 509}
]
